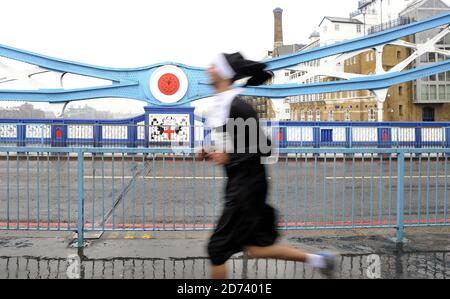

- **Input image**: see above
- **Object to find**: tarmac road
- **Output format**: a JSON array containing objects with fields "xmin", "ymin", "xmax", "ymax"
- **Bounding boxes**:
[{"xmin": 0, "ymin": 154, "xmax": 448, "ymax": 230}]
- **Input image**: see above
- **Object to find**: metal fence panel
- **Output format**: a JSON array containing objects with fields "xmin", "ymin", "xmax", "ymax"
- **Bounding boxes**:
[{"xmin": 0, "ymin": 147, "xmax": 448, "ymax": 247}]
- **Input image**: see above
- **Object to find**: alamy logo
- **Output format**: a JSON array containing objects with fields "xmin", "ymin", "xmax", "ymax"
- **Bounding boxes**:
[
  {"xmin": 366, "ymin": 254, "xmax": 381, "ymax": 279},
  {"xmin": 200, "ymin": 118, "xmax": 279, "ymax": 164},
  {"xmin": 66, "ymin": 254, "xmax": 81, "ymax": 279}
]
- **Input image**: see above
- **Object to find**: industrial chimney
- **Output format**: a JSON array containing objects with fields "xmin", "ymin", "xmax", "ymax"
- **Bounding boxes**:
[{"xmin": 273, "ymin": 7, "xmax": 284, "ymax": 51}]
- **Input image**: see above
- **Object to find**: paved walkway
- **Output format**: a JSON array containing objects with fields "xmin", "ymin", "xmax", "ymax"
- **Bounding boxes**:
[{"xmin": 0, "ymin": 227, "xmax": 449, "ymax": 279}]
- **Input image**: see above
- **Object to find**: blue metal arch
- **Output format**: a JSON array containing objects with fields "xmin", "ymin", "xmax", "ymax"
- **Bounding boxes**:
[
  {"xmin": 264, "ymin": 12, "xmax": 450, "ymax": 70},
  {"xmin": 0, "ymin": 12, "xmax": 449, "ymax": 106},
  {"xmin": 243, "ymin": 60, "xmax": 450, "ymax": 98}
]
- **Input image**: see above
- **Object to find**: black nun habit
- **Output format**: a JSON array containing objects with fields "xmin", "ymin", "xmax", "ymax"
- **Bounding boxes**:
[{"xmin": 206, "ymin": 52, "xmax": 278, "ymax": 266}]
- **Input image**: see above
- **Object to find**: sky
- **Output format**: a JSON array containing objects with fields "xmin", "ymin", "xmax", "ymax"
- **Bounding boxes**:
[{"xmin": 0, "ymin": 0, "xmax": 430, "ymax": 115}]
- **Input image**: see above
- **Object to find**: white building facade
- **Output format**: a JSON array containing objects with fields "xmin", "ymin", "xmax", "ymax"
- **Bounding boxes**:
[{"xmin": 351, "ymin": 0, "xmax": 414, "ymax": 31}]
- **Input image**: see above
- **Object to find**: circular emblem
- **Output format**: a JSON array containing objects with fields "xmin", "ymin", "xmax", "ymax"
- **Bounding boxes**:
[
  {"xmin": 149, "ymin": 65, "xmax": 188, "ymax": 104},
  {"xmin": 158, "ymin": 73, "xmax": 180, "ymax": 96}
]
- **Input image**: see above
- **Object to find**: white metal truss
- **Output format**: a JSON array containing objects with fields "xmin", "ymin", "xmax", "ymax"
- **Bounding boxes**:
[
  {"xmin": 0, "ymin": 58, "xmax": 71, "ymax": 117},
  {"xmin": 286, "ymin": 25, "xmax": 450, "ymax": 121}
]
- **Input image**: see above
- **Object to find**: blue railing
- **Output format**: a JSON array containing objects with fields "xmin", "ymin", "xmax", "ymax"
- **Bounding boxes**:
[
  {"xmin": 0, "ymin": 116, "xmax": 449, "ymax": 149},
  {"xmin": 0, "ymin": 115, "xmax": 146, "ymax": 148},
  {"xmin": 271, "ymin": 121, "xmax": 450, "ymax": 149},
  {"xmin": 0, "ymin": 146, "xmax": 448, "ymax": 247}
]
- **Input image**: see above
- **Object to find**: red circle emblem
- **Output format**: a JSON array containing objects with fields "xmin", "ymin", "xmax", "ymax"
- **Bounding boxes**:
[
  {"xmin": 55, "ymin": 128, "xmax": 62, "ymax": 139},
  {"xmin": 157, "ymin": 73, "xmax": 180, "ymax": 96}
]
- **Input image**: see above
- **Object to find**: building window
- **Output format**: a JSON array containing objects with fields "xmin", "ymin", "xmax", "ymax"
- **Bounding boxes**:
[
  {"xmin": 421, "ymin": 85, "xmax": 429, "ymax": 101},
  {"xmin": 307, "ymin": 110, "xmax": 313, "ymax": 121},
  {"xmin": 300, "ymin": 111, "xmax": 305, "ymax": 121},
  {"xmin": 398, "ymin": 86, "xmax": 403, "ymax": 96},
  {"xmin": 316, "ymin": 109, "xmax": 321, "ymax": 121},
  {"xmin": 328, "ymin": 111, "xmax": 334, "ymax": 121},
  {"xmin": 420, "ymin": 54, "xmax": 428, "ymax": 63},
  {"xmin": 429, "ymin": 53, "xmax": 436, "ymax": 63},
  {"xmin": 357, "ymin": 24, "xmax": 362, "ymax": 33},
  {"xmin": 368, "ymin": 108, "xmax": 375, "ymax": 122},
  {"xmin": 344, "ymin": 109, "xmax": 351, "ymax": 122},
  {"xmin": 423, "ymin": 107, "xmax": 435, "ymax": 122},
  {"xmin": 399, "ymin": 105, "xmax": 404, "ymax": 117},
  {"xmin": 335, "ymin": 24, "xmax": 340, "ymax": 31},
  {"xmin": 430, "ymin": 85, "xmax": 437, "ymax": 100},
  {"xmin": 397, "ymin": 50, "xmax": 401, "ymax": 60},
  {"xmin": 439, "ymin": 85, "xmax": 446, "ymax": 100}
]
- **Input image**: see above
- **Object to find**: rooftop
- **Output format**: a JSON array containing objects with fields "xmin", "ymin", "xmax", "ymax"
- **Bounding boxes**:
[
  {"xmin": 400, "ymin": 0, "xmax": 449, "ymax": 16},
  {"xmin": 309, "ymin": 30, "xmax": 320, "ymax": 38},
  {"xmin": 319, "ymin": 16, "xmax": 363, "ymax": 27},
  {"xmin": 273, "ymin": 7, "xmax": 283, "ymax": 13}
]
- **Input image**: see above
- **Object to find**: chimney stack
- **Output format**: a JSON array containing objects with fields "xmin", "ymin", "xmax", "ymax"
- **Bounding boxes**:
[{"xmin": 273, "ymin": 7, "xmax": 284, "ymax": 51}]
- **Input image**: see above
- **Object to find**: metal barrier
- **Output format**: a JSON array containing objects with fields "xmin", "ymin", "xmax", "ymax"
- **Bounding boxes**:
[
  {"xmin": 273, "ymin": 121, "xmax": 450, "ymax": 149},
  {"xmin": 0, "ymin": 118, "xmax": 449, "ymax": 149},
  {"xmin": 0, "ymin": 147, "xmax": 448, "ymax": 247}
]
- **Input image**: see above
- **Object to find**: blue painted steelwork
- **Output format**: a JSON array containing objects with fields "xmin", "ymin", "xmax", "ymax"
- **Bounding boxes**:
[
  {"xmin": 0, "ymin": 146, "xmax": 448, "ymax": 248},
  {"xmin": 0, "ymin": 116, "xmax": 449, "ymax": 148},
  {"xmin": 0, "ymin": 47, "xmax": 211, "ymax": 106},
  {"xmin": 264, "ymin": 12, "xmax": 450, "ymax": 70},
  {"xmin": 245, "ymin": 60, "xmax": 450, "ymax": 98},
  {"xmin": 396, "ymin": 152, "xmax": 405, "ymax": 242},
  {"xmin": 446, "ymin": 127, "xmax": 450, "ymax": 148},
  {"xmin": 77, "ymin": 150, "xmax": 84, "ymax": 248},
  {"xmin": 0, "ymin": 13, "xmax": 449, "ymax": 106}
]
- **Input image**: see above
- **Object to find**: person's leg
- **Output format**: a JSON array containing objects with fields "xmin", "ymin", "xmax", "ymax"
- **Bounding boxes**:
[
  {"xmin": 211, "ymin": 264, "xmax": 228, "ymax": 279},
  {"xmin": 245, "ymin": 244, "xmax": 337, "ymax": 278},
  {"xmin": 245, "ymin": 244, "xmax": 308, "ymax": 262}
]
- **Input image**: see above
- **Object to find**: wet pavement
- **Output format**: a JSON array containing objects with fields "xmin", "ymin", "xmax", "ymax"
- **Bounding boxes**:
[{"xmin": 0, "ymin": 227, "xmax": 449, "ymax": 279}]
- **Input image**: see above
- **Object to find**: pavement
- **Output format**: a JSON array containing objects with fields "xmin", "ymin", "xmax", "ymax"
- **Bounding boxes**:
[{"xmin": 0, "ymin": 227, "xmax": 449, "ymax": 279}]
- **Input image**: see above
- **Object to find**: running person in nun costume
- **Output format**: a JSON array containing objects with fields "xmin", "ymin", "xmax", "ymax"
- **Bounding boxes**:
[{"xmin": 201, "ymin": 52, "xmax": 337, "ymax": 279}]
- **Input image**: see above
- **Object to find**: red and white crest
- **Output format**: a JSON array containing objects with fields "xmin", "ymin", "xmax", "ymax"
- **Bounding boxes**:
[{"xmin": 149, "ymin": 65, "xmax": 189, "ymax": 104}]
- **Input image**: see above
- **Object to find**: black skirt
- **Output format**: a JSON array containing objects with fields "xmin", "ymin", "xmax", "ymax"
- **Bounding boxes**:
[{"xmin": 207, "ymin": 165, "xmax": 279, "ymax": 266}]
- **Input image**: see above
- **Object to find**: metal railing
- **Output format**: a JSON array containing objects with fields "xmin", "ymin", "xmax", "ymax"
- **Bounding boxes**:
[
  {"xmin": 0, "ymin": 147, "xmax": 448, "ymax": 247},
  {"xmin": 0, "ymin": 122, "xmax": 449, "ymax": 149},
  {"xmin": 368, "ymin": 17, "xmax": 413, "ymax": 35}
]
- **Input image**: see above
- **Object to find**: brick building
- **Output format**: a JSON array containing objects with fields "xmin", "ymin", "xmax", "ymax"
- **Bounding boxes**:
[{"xmin": 288, "ymin": 0, "xmax": 450, "ymax": 122}]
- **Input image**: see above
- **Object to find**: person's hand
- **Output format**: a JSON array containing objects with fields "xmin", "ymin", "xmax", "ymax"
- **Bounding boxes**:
[{"xmin": 207, "ymin": 152, "xmax": 230, "ymax": 166}]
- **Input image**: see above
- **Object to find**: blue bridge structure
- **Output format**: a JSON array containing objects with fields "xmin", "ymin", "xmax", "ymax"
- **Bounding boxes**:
[
  {"xmin": 0, "ymin": 13, "xmax": 449, "ymax": 106},
  {"xmin": 0, "ymin": 115, "xmax": 448, "ymax": 149},
  {"xmin": 0, "ymin": 13, "xmax": 449, "ymax": 248}
]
